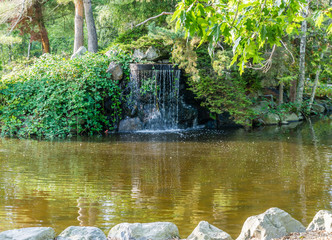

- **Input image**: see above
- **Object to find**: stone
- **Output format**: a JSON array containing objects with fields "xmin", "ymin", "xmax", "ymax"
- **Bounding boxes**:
[
  {"xmin": 307, "ymin": 210, "xmax": 332, "ymax": 233},
  {"xmin": 108, "ymin": 222, "xmax": 180, "ymax": 240},
  {"xmin": 283, "ymin": 113, "xmax": 299, "ymax": 123},
  {"xmin": 0, "ymin": 227, "xmax": 55, "ymax": 240},
  {"xmin": 145, "ymin": 46, "xmax": 160, "ymax": 61},
  {"xmin": 311, "ymin": 104, "xmax": 325, "ymax": 114},
  {"xmin": 118, "ymin": 117, "xmax": 143, "ymax": 132},
  {"xmin": 133, "ymin": 49, "xmax": 146, "ymax": 60},
  {"xmin": 105, "ymin": 49, "xmax": 119, "ymax": 58},
  {"xmin": 57, "ymin": 226, "xmax": 107, "ymax": 240},
  {"xmin": 262, "ymin": 113, "xmax": 280, "ymax": 125},
  {"xmin": 71, "ymin": 46, "xmax": 87, "ymax": 60},
  {"xmin": 187, "ymin": 221, "xmax": 233, "ymax": 240},
  {"xmin": 236, "ymin": 207, "xmax": 305, "ymax": 240},
  {"xmin": 107, "ymin": 62, "xmax": 123, "ymax": 81}
]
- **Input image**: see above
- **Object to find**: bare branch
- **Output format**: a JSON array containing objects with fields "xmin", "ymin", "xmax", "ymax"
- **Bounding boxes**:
[
  {"xmin": 135, "ymin": 12, "xmax": 173, "ymax": 28},
  {"xmin": 248, "ymin": 44, "xmax": 276, "ymax": 73},
  {"xmin": 280, "ymin": 40, "xmax": 295, "ymax": 64},
  {"xmin": 8, "ymin": 0, "xmax": 26, "ymax": 35}
]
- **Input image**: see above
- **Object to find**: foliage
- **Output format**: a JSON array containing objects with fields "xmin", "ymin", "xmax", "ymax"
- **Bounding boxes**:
[
  {"xmin": 305, "ymin": 83, "xmax": 332, "ymax": 98},
  {"xmin": 172, "ymin": 37, "xmax": 254, "ymax": 125},
  {"xmin": 172, "ymin": 0, "xmax": 331, "ymax": 74},
  {"xmin": 0, "ymin": 53, "xmax": 122, "ymax": 138}
]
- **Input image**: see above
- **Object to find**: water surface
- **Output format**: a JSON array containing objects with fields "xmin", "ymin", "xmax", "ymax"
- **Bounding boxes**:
[{"xmin": 0, "ymin": 118, "xmax": 331, "ymax": 238}]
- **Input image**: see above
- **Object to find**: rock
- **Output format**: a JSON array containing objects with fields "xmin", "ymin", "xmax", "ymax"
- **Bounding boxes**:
[
  {"xmin": 187, "ymin": 221, "xmax": 233, "ymax": 240},
  {"xmin": 108, "ymin": 222, "xmax": 180, "ymax": 240},
  {"xmin": 311, "ymin": 104, "xmax": 325, "ymax": 114},
  {"xmin": 105, "ymin": 49, "xmax": 119, "ymax": 58},
  {"xmin": 107, "ymin": 62, "xmax": 123, "ymax": 81},
  {"xmin": 145, "ymin": 46, "xmax": 160, "ymax": 61},
  {"xmin": 71, "ymin": 46, "xmax": 87, "ymax": 60},
  {"xmin": 133, "ymin": 49, "xmax": 146, "ymax": 60},
  {"xmin": 283, "ymin": 113, "xmax": 299, "ymax": 123},
  {"xmin": 307, "ymin": 210, "xmax": 332, "ymax": 233},
  {"xmin": 262, "ymin": 113, "xmax": 280, "ymax": 125},
  {"xmin": 236, "ymin": 207, "xmax": 305, "ymax": 240},
  {"xmin": 118, "ymin": 117, "xmax": 143, "ymax": 132},
  {"xmin": 0, "ymin": 227, "xmax": 55, "ymax": 240},
  {"xmin": 57, "ymin": 226, "xmax": 107, "ymax": 240}
]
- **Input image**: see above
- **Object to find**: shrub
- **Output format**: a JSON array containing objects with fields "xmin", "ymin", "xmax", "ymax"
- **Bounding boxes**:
[{"xmin": 0, "ymin": 53, "xmax": 122, "ymax": 138}]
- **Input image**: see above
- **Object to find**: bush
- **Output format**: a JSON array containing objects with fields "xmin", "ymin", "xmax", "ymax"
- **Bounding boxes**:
[{"xmin": 0, "ymin": 53, "xmax": 122, "ymax": 138}]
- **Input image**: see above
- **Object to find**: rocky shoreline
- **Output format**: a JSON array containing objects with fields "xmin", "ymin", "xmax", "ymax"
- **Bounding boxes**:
[{"xmin": 0, "ymin": 208, "xmax": 331, "ymax": 240}]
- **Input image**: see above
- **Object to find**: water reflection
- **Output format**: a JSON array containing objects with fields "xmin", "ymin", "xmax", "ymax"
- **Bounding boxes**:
[{"xmin": 0, "ymin": 118, "xmax": 331, "ymax": 238}]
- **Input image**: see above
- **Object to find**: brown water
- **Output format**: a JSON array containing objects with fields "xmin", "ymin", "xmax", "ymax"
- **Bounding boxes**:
[{"xmin": 0, "ymin": 119, "xmax": 331, "ymax": 238}]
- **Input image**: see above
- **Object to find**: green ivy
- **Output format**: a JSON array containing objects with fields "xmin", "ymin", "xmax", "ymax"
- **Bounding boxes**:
[{"xmin": 0, "ymin": 53, "xmax": 122, "ymax": 138}]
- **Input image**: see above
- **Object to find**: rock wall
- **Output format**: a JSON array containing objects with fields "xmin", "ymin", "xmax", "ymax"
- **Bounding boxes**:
[{"xmin": 1, "ymin": 208, "xmax": 331, "ymax": 240}]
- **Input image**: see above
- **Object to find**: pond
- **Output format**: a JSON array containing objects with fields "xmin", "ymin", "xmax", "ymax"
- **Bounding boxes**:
[{"xmin": 0, "ymin": 118, "xmax": 331, "ymax": 238}]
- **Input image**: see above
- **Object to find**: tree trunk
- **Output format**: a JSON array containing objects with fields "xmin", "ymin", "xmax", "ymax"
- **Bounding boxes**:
[
  {"xmin": 278, "ymin": 82, "xmax": 284, "ymax": 106},
  {"xmin": 295, "ymin": 4, "xmax": 309, "ymax": 109},
  {"xmin": 27, "ymin": 41, "xmax": 32, "ymax": 60},
  {"xmin": 289, "ymin": 79, "xmax": 297, "ymax": 102},
  {"xmin": 308, "ymin": 52, "xmax": 324, "ymax": 111},
  {"xmin": 74, "ymin": 0, "xmax": 84, "ymax": 53},
  {"xmin": 83, "ymin": 0, "xmax": 98, "ymax": 52},
  {"xmin": 34, "ymin": 1, "xmax": 50, "ymax": 53}
]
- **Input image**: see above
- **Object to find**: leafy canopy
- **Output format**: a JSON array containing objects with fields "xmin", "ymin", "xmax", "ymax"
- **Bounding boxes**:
[{"xmin": 172, "ymin": 0, "xmax": 331, "ymax": 74}]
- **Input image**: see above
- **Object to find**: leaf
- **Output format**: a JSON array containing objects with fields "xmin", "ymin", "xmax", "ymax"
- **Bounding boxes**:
[
  {"xmin": 315, "ymin": 13, "xmax": 324, "ymax": 28},
  {"xmin": 286, "ymin": 25, "xmax": 294, "ymax": 35},
  {"xmin": 232, "ymin": 36, "xmax": 242, "ymax": 55}
]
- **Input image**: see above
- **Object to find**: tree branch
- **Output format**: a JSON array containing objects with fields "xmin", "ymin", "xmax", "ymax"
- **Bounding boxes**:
[
  {"xmin": 280, "ymin": 40, "xmax": 295, "ymax": 64},
  {"xmin": 8, "ymin": 0, "xmax": 26, "ymax": 35},
  {"xmin": 135, "ymin": 12, "xmax": 173, "ymax": 27}
]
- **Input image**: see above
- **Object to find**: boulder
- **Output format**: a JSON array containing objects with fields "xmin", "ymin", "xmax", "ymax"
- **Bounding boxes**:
[
  {"xmin": 107, "ymin": 62, "xmax": 123, "ymax": 81},
  {"xmin": 0, "ymin": 227, "xmax": 55, "ymax": 240},
  {"xmin": 283, "ymin": 113, "xmax": 299, "ymax": 123},
  {"xmin": 262, "ymin": 113, "xmax": 280, "ymax": 125},
  {"xmin": 236, "ymin": 207, "xmax": 305, "ymax": 240},
  {"xmin": 145, "ymin": 46, "xmax": 160, "ymax": 61},
  {"xmin": 307, "ymin": 210, "xmax": 332, "ymax": 233},
  {"xmin": 133, "ymin": 49, "xmax": 146, "ymax": 60},
  {"xmin": 108, "ymin": 222, "xmax": 180, "ymax": 240},
  {"xmin": 311, "ymin": 104, "xmax": 325, "ymax": 114},
  {"xmin": 118, "ymin": 117, "xmax": 143, "ymax": 132},
  {"xmin": 71, "ymin": 46, "xmax": 87, "ymax": 60},
  {"xmin": 187, "ymin": 221, "xmax": 233, "ymax": 240},
  {"xmin": 57, "ymin": 226, "xmax": 107, "ymax": 240}
]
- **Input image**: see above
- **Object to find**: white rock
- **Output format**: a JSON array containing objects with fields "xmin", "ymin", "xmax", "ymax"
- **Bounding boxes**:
[
  {"xmin": 187, "ymin": 221, "xmax": 233, "ymax": 240},
  {"xmin": 311, "ymin": 104, "xmax": 325, "ymax": 114},
  {"xmin": 307, "ymin": 210, "xmax": 332, "ymax": 233},
  {"xmin": 71, "ymin": 46, "xmax": 87, "ymax": 60},
  {"xmin": 145, "ymin": 46, "xmax": 160, "ymax": 61},
  {"xmin": 283, "ymin": 113, "xmax": 299, "ymax": 123},
  {"xmin": 133, "ymin": 49, "xmax": 146, "ymax": 60},
  {"xmin": 262, "ymin": 113, "xmax": 280, "ymax": 125},
  {"xmin": 236, "ymin": 207, "xmax": 305, "ymax": 240},
  {"xmin": 58, "ymin": 226, "xmax": 107, "ymax": 240},
  {"xmin": 0, "ymin": 227, "xmax": 55, "ymax": 240},
  {"xmin": 108, "ymin": 222, "xmax": 180, "ymax": 240},
  {"xmin": 107, "ymin": 62, "xmax": 123, "ymax": 81}
]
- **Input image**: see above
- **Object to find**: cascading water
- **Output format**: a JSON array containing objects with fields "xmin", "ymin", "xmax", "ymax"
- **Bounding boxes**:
[{"xmin": 129, "ymin": 64, "xmax": 181, "ymax": 130}]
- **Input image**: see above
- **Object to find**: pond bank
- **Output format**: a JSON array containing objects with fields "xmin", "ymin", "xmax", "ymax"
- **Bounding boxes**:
[{"xmin": 0, "ymin": 208, "xmax": 331, "ymax": 240}]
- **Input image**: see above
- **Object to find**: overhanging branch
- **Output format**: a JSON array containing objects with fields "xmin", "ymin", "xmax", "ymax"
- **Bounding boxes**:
[{"xmin": 135, "ymin": 12, "xmax": 173, "ymax": 27}]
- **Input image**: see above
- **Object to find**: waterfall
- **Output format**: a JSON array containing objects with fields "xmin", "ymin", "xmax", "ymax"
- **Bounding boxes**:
[{"xmin": 129, "ymin": 64, "xmax": 181, "ymax": 130}]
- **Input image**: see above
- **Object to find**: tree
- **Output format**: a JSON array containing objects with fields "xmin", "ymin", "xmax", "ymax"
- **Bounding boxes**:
[
  {"xmin": 74, "ymin": 0, "xmax": 84, "ymax": 53},
  {"xmin": 0, "ymin": 0, "xmax": 51, "ymax": 53},
  {"xmin": 172, "ymin": 0, "xmax": 309, "ymax": 73},
  {"xmin": 295, "ymin": 2, "xmax": 309, "ymax": 108},
  {"xmin": 83, "ymin": 0, "xmax": 98, "ymax": 52}
]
